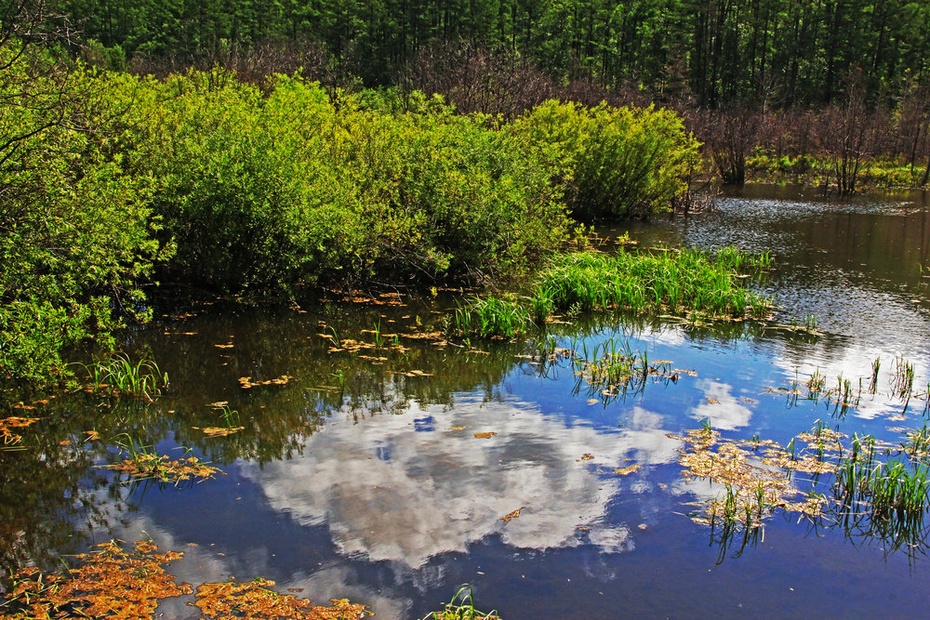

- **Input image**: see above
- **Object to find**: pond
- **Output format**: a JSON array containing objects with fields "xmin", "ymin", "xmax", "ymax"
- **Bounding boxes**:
[{"xmin": 3, "ymin": 185, "xmax": 930, "ymax": 618}]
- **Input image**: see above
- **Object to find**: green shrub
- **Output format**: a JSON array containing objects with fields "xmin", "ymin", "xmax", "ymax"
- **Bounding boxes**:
[
  {"xmin": 509, "ymin": 100, "xmax": 700, "ymax": 220},
  {"xmin": 0, "ymin": 53, "xmax": 164, "ymax": 383}
]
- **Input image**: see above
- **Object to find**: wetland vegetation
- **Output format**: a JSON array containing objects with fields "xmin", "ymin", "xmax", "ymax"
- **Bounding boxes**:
[{"xmin": 4, "ymin": 2, "xmax": 930, "ymax": 617}]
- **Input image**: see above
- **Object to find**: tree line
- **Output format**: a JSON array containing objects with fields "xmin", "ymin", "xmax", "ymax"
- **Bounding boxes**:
[{"xmin": 49, "ymin": 0, "xmax": 930, "ymax": 108}]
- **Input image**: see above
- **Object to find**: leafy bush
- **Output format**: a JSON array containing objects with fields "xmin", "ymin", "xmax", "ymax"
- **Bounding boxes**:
[
  {"xmin": 136, "ymin": 74, "xmax": 569, "ymax": 290},
  {"xmin": 0, "ymin": 52, "xmax": 165, "ymax": 382},
  {"xmin": 508, "ymin": 100, "xmax": 700, "ymax": 220}
]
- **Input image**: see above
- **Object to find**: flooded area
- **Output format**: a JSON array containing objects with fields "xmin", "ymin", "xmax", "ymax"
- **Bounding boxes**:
[{"xmin": 4, "ymin": 185, "xmax": 930, "ymax": 618}]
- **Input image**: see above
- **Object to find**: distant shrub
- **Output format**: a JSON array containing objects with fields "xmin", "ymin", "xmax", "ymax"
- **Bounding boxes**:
[{"xmin": 508, "ymin": 100, "xmax": 700, "ymax": 220}]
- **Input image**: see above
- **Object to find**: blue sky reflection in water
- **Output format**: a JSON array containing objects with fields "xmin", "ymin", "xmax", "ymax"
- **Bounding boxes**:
[{"xmin": 18, "ymin": 186, "xmax": 930, "ymax": 619}]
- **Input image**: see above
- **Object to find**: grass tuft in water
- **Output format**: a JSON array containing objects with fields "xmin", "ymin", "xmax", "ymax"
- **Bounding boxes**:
[
  {"xmin": 75, "ymin": 353, "xmax": 168, "ymax": 401},
  {"xmin": 533, "ymin": 247, "xmax": 772, "ymax": 321},
  {"xmin": 422, "ymin": 586, "xmax": 500, "ymax": 620},
  {"xmin": 451, "ymin": 246, "xmax": 771, "ymax": 339},
  {"xmin": 451, "ymin": 296, "xmax": 534, "ymax": 339}
]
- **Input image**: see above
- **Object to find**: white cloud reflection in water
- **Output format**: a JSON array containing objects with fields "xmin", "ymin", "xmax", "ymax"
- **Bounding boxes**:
[
  {"xmin": 689, "ymin": 380, "xmax": 754, "ymax": 430},
  {"xmin": 239, "ymin": 396, "xmax": 680, "ymax": 569}
]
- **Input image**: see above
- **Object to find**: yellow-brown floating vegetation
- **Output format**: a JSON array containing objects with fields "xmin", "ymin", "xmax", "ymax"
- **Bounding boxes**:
[
  {"xmin": 473, "ymin": 432, "xmax": 497, "ymax": 439},
  {"xmin": 1, "ymin": 540, "xmax": 371, "ymax": 620},
  {"xmin": 239, "ymin": 375, "xmax": 292, "ymax": 389},
  {"xmin": 0, "ymin": 416, "xmax": 39, "ymax": 448},
  {"xmin": 102, "ymin": 453, "xmax": 222, "ymax": 484},
  {"xmin": 500, "ymin": 507, "xmax": 524, "ymax": 523},
  {"xmin": 194, "ymin": 578, "xmax": 372, "ymax": 619},
  {"xmin": 3, "ymin": 540, "xmax": 190, "ymax": 619},
  {"xmin": 196, "ymin": 426, "xmax": 246, "ymax": 437},
  {"xmin": 614, "ymin": 464, "xmax": 642, "ymax": 476},
  {"xmin": 673, "ymin": 425, "xmax": 840, "ymax": 529}
]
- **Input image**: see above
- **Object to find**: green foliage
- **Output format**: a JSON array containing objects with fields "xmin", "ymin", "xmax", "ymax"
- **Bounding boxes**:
[
  {"xmin": 533, "ymin": 247, "xmax": 771, "ymax": 320},
  {"xmin": 509, "ymin": 101, "xmax": 700, "ymax": 220},
  {"xmin": 0, "ymin": 48, "xmax": 166, "ymax": 383},
  {"xmin": 133, "ymin": 72, "xmax": 570, "ymax": 290}
]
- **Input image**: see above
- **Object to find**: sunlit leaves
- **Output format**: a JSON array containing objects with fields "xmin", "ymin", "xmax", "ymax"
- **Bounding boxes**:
[
  {"xmin": 2, "ymin": 540, "xmax": 372, "ymax": 620},
  {"xmin": 4, "ymin": 540, "xmax": 190, "ymax": 619},
  {"xmin": 194, "ymin": 579, "xmax": 371, "ymax": 619}
]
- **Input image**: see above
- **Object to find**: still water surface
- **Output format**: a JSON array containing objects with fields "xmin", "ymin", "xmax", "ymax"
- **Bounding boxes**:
[{"xmin": 4, "ymin": 185, "xmax": 930, "ymax": 618}]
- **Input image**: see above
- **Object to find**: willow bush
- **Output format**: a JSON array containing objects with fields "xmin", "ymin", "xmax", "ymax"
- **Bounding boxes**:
[
  {"xmin": 508, "ymin": 100, "xmax": 700, "ymax": 220},
  {"xmin": 0, "ymin": 54, "xmax": 166, "ymax": 382}
]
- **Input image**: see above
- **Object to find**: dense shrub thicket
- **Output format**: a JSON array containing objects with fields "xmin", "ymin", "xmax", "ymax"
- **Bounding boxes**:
[{"xmin": 0, "ymin": 50, "xmax": 699, "ymax": 383}]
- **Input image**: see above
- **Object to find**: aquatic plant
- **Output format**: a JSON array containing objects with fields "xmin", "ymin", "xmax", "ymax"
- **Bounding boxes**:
[
  {"xmin": 75, "ymin": 353, "xmax": 168, "ymax": 401},
  {"xmin": 892, "ymin": 356, "xmax": 916, "ymax": 401},
  {"xmin": 833, "ymin": 439, "xmax": 930, "ymax": 553},
  {"xmin": 532, "ymin": 247, "xmax": 772, "ymax": 321},
  {"xmin": 869, "ymin": 357, "xmax": 881, "ymax": 394},
  {"xmin": 422, "ymin": 586, "xmax": 500, "ymax": 620},
  {"xmin": 104, "ymin": 435, "xmax": 221, "ymax": 484},
  {"xmin": 570, "ymin": 337, "xmax": 673, "ymax": 404},
  {"xmin": 451, "ymin": 246, "xmax": 771, "ymax": 339},
  {"xmin": 451, "ymin": 296, "xmax": 534, "ymax": 339},
  {"xmin": 1, "ymin": 540, "xmax": 371, "ymax": 619}
]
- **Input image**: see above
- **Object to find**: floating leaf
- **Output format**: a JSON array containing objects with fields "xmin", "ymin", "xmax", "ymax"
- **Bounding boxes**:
[
  {"xmin": 214, "ymin": 343, "xmax": 234, "ymax": 349},
  {"xmin": 501, "ymin": 507, "xmax": 524, "ymax": 522},
  {"xmin": 449, "ymin": 426, "xmax": 466, "ymax": 431},
  {"xmin": 614, "ymin": 464, "xmax": 642, "ymax": 476},
  {"xmin": 239, "ymin": 375, "xmax": 292, "ymax": 389},
  {"xmin": 473, "ymin": 432, "xmax": 497, "ymax": 439},
  {"xmin": 199, "ymin": 426, "xmax": 245, "ymax": 437},
  {"xmin": 580, "ymin": 453, "xmax": 595, "ymax": 461}
]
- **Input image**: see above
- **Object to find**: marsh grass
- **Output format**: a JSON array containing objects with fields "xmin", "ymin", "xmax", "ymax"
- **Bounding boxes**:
[
  {"xmin": 833, "ymin": 438, "xmax": 930, "ymax": 553},
  {"xmin": 422, "ymin": 586, "xmax": 500, "ymax": 620},
  {"xmin": 451, "ymin": 296, "xmax": 533, "ymax": 339},
  {"xmin": 75, "ymin": 353, "xmax": 168, "ymax": 401},
  {"xmin": 451, "ymin": 246, "xmax": 771, "ymax": 339},
  {"xmin": 533, "ymin": 248, "xmax": 771, "ymax": 320},
  {"xmin": 571, "ymin": 337, "xmax": 674, "ymax": 404}
]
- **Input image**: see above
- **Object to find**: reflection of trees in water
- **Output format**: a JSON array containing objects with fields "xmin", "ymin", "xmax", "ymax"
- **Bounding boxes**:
[{"xmin": 0, "ymin": 419, "xmax": 112, "ymax": 573}]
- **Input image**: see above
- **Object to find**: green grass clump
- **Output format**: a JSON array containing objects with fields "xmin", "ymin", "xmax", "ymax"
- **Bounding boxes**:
[
  {"xmin": 451, "ymin": 296, "xmax": 534, "ymax": 339},
  {"xmin": 76, "ymin": 353, "xmax": 168, "ymax": 401},
  {"xmin": 450, "ymin": 246, "xmax": 770, "ymax": 339},
  {"xmin": 422, "ymin": 587, "xmax": 499, "ymax": 620},
  {"xmin": 533, "ymin": 247, "xmax": 771, "ymax": 321}
]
